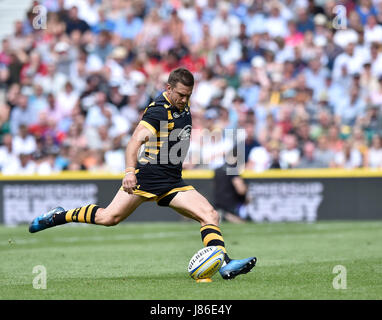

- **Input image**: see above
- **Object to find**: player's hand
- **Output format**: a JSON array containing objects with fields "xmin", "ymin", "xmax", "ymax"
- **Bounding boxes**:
[{"xmin": 122, "ymin": 172, "xmax": 137, "ymax": 194}]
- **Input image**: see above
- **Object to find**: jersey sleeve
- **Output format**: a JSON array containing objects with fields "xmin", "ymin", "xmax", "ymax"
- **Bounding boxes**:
[{"xmin": 139, "ymin": 105, "xmax": 168, "ymax": 135}]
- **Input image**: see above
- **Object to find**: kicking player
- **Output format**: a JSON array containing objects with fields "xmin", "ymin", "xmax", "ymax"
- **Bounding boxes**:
[{"xmin": 29, "ymin": 67, "xmax": 257, "ymax": 280}]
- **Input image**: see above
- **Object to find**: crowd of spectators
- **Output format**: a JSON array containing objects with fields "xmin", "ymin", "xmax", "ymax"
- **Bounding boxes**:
[{"xmin": 2, "ymin": 0, "xmax": 382, "ymax": 175}]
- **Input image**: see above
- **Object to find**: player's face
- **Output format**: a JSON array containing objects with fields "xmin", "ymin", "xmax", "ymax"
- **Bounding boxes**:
[{"xmin": 167, "ymin": 82, "xmax": 193, "ymax": 109}]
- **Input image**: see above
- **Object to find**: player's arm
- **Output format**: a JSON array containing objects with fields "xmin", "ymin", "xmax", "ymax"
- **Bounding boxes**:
[
  {"xmin": 122, "ymin": 104, "xmax": 167, "ymax": 193},
  {"xmin": 122, "ymin": 123, "xmax": 154, "ymax": 194}
]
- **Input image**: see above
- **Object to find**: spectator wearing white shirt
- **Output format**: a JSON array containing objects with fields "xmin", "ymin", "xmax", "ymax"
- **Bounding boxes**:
[
  {"xmin": 104, "ymin": 47, "xmax": 127, "ymax": 85},
  {"xmin": 56, "ymin": 81, "xmax": 79, "ymax": 119},
  {"xmin": 332, "ymin": 40, "xmax": 367, "ymax": 81},
  {"xmin": 12, "ymin": 124, "xmax": 37, "ymax": 156},
  {"xmin": 209, "ymin": 2, "xmax": 241, "ymax": 40},
  {"xmin": 77, "ymin": 0, "xmax": 100, "ymax": 27},
  {"xmin": 70, "ymin": 47, "xmax": 103, "ymax": 78},
  {"xmin": 244, "ymin": 4, "xmax": 266, "ymax": 36},
  {"xmin": 2, "ymin": 153, "xmax": 36, "ymax": 175},
  {"xmin": 334, "ymin": 139, "xmax": 363, "ymax": 169},
  {"xmin": 33, "ymin": 63, "xmax": 67, "ymax": 96},
  {"xmin": 182, "ymin": 5, "xmax": 204, "ymax": 45},
  {"xmin": 215, "ymin": 36, "xmax": 242, "ymax": 67},
  {"xmin": 364, "ymin": 133, "xmax": 382, "ymax": 168},
  {"xmin": 178, "ymin": 0, "xmax": 197, "ymax": 23},
  {"xmin": 279, "ymin": 133, "xmax": 301, "ymax": 168},
  {"xmin": 370, "ymin": 76, "xmax": 382, "ymax": 105},
  {"xmin": 364, "ymin": 14, "xmax": 382, "ymax": 45},
  {"xmin": 192, "ymin": 67, "xmax": 221, "ymax": 109},
  {"xmin": 200, "ymin": 125, "xmax": 234, "ymax": 170},
  {"xmin": 104, "ymin": 135, "xmax": 125, "ymax": 173},
  {"xmin": 264, "ymin": 2, "xmax": 288, "ymax": 38},
  {"xmin": 35, "ymin": 153, "xmax": 57, "ymax": 175},
  {"xmin": 369, "ymin": 42, "xmax": 382, "ymax": 78},
  {"xmin": 0, "ymin": 134, "xmax": 18, "ymax": 171},
  {"xmin": 246, "ymin": 144, "xmax": 271, "ymax": 172},
  {"xmin": 85, "ymin": 91, "xmax": 129, "ymax": 139},
  {"xmin": 246, "ymin": 132, "xmax": 273, "ymax": 172},
  {"xmin": 86, "ymin": 91, "xmax": 117, "ymax": 127}
]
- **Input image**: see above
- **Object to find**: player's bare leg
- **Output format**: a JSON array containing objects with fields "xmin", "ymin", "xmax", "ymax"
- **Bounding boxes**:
[
  {"xmin": 169, "ymin": 189, "xmax": 220, "ymax": 226},
  {"xmin": 169, "ymin": 189, "xmax": 257, "ymax": 280},
  {"xmin": 95, "ymin": 190, "xmax": 147, "ymax": 226},
  {"xmin": 29, "ymin": 190, "xmax": 146, "ymax": 232}
]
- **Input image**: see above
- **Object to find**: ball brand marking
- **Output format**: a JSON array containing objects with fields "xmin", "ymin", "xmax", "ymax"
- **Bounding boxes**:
[{"xmin": 188, "ymin": 246, "xmax": 224, "ymax": 280}]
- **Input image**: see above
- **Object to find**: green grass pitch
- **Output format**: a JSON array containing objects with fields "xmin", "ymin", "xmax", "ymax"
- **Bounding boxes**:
[{"xmin": 1, "ymin": 221, "xmax": 381, "ymax": 300}]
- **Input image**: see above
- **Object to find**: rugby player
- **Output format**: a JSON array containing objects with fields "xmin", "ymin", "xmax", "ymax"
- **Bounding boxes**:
[{"xmin": 29, "ymin": 68, "xmax": 257, "ymax": 280}]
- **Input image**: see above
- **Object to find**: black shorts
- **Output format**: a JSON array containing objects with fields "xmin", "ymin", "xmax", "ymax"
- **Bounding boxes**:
[{"xmin": 121, "ymin": 168, "xmax": 194, "ymax": 207}]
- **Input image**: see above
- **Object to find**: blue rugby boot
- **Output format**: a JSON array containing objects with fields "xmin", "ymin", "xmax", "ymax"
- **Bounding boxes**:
[
  {"xmin": 219, "ymin": 257, "xmax": 257, "ymax": 280},
  {"xmin": 29, "ymin": 207, "xmax": 65, "ymax": 233}
]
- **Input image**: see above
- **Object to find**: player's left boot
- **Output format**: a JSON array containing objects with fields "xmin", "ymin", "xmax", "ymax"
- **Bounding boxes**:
[
  {"xmin": 29, "ymin": 207, "xmax": 65, "ymax": 233},
  {"xmin": 219, "ymin": 257, "xmax": 257, "ymax": 280}
]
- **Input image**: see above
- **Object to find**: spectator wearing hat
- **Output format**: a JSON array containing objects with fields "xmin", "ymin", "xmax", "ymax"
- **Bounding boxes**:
[
  {"xmin": 313, "ymin": 13, "xmax": 329, "ymax": 45},
  {"xmin": 264, "ymin": 1, "xmax": 288, "ymax": 38},
  {"xmin": 52, "ymin": 41, "xmax": 74, "ymax": 77}
]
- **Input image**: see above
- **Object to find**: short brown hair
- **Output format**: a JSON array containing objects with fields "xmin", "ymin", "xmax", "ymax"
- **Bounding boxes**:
[{"xmin": 168, "ymin": 68, "xmax": 194, "ymax": 88}]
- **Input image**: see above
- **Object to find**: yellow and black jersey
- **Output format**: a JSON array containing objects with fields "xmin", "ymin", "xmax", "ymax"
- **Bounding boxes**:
[{"xmin": 137, "ymin": 91, "xmax": 192, "ymax": 182}]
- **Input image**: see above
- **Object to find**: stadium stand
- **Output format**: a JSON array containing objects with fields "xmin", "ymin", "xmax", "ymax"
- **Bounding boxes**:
[{"xmin": 1, "ymin": 0, "xmax": 382, "ymax": 174}]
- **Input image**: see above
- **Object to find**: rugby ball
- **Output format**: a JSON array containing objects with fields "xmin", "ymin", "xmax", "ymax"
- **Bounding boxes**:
[{"xmin": 188, "ymin": 246, "xmax": 225, "ymax": 280}]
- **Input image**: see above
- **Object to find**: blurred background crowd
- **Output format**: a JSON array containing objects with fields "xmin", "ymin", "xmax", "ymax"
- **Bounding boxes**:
[{"xmin": 1, "ymin": 0, "xmax": 382, "ymax": 174}]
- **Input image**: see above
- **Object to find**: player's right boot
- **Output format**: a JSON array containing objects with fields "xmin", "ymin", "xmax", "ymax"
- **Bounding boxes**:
[
  {"xmin": 219, "ymin": 257, "xmax": 257, "ymax": 280},
  {"xmin": 29, "ymin": 207, "xmax": 65, "ymax": 233}
]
